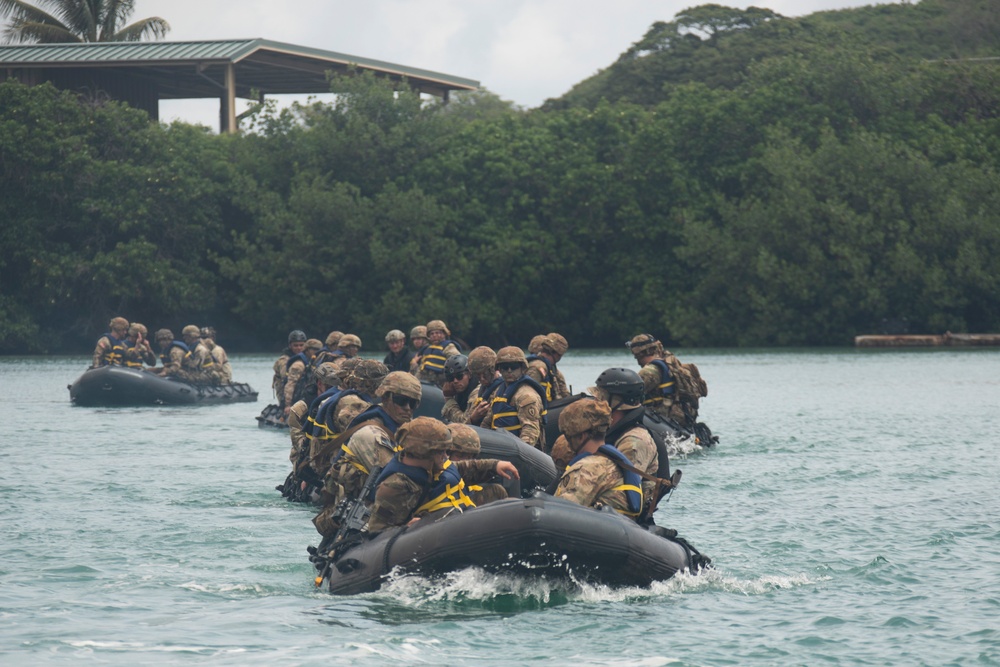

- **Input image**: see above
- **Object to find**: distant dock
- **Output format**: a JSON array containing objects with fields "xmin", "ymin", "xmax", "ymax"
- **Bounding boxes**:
[{"xmin": 854, "ymin": 333, "xmax": 1000, "ymax": 348}]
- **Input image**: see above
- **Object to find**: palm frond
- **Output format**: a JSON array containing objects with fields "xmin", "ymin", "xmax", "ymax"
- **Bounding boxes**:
[{"xmin": 110, "ymin": 16, "xmax": 169, "ymax": 42}]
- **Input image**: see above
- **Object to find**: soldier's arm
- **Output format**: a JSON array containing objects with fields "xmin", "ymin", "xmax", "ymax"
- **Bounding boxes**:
[
  {"xmin": 367, "ymin": 475, "xmax": 421, "ymax": 532},
  {"xmin": 91, "ymin": 338, "xmax": 108, "ymax": 368},
  {"xmin": 516, "ymin": 392, "xmax": 542, "ymax": 446},
  {"xmin": 283, "ymin": 361, "xmax": 304, "ymax": 407},
  {"xmin": 441, "ymin": 397, "xmax": 467, "ymax": 424},
  {"xmin": 525, "ymin": 362, "xmax": 546, "ymax": 385},
  {"xmin": 554, "ymin": 464, "xmax": 600, "ymax": 508},
  {"xmin": 454, "ymin": 458, "xmax": 500, "ymax": 483}
]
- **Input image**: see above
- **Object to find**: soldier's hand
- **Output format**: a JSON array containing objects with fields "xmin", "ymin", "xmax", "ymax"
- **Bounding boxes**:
[{"xmin": 495, "ymin": 460, "xmax": 520, "ymax": 480}]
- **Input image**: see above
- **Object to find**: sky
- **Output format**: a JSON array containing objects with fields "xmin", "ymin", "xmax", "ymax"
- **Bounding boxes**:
[{"xmin": 137, "ymin": 1, "xmax": 893, "ymax": 129}]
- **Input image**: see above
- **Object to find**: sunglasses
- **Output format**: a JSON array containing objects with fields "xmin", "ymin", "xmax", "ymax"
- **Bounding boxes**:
[
  {"xmin": 391, "ymin": 395, "xmax": 420, "ymax": 409},
  {"xmin": 446, "ymin": 372, "xmax": 466, "ymax": 382},
  {"xmin": 497, "ymin": 362, "xmax": 523, "ymax": 372}
]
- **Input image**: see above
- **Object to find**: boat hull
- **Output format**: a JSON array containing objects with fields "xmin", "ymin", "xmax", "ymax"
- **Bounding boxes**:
[
  {"xmin": 322, "ymin": 493, "xmax": 709, "ymax": 595},
  {"xmin": 69, "ymin": 366, "xmax": 257, "ymax": 406}
]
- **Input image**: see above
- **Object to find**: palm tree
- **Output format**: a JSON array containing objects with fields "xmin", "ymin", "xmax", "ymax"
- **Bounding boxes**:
[{"xmin": 0, "ymin": 0, "xmax": 170, "ymax": 44}]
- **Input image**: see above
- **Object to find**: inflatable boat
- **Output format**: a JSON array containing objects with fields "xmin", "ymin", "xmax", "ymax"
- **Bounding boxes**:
[
  {"xmin": 69, "ymin": 365, "xmax": 257, "ymax": 406},
  {"xmin": 312, "ymin": 492, "xmax": 710, "ymax": 595}
]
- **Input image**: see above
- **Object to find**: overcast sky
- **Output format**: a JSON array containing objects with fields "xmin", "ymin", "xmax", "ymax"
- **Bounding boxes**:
[{"xmin": 132, "ymin": 1, "xmax": 892, "ymax": 128}]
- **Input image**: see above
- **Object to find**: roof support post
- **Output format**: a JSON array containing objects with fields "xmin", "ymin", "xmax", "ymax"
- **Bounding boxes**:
[{"xmin": 221, "ymin": 62, "xmax": 237, "ymax": 134}]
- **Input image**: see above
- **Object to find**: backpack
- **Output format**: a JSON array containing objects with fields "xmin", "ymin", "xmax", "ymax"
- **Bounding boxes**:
[{"xmin": 662, "ymin": 353, "xmax": 708, "ymax": 410}]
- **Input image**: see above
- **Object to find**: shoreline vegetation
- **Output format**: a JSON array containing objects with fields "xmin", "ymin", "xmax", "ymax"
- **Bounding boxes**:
[{"xmin": 2, "ymin": 0, "xmax": 998, "ymax": 355}]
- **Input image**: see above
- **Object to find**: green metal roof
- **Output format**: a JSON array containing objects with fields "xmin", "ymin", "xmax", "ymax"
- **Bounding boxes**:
[{"xmin": 0, "ymin": 38, "xmax": 479, "ymax": 97}]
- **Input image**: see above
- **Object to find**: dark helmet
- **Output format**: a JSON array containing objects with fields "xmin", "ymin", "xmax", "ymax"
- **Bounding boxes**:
[
  {"xmin": 595, "ymin": 367, "xmax": 644, "ymax": 408},
  {"xmin": 288, "ymin": 330, "xmax": 307, "ymax": 344},
  {"xmin": 444, "ymin": 354, "xmax": 469, "ymax": 381}
]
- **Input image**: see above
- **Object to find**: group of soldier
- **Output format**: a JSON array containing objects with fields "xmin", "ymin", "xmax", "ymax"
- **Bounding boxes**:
[
  {"xmin": 272, "ymin": 319, "xmax": 709, "ymax": 559},
  {"xmin": 91, "ymin": 316, "xmax": 233, "ymax": 384}
]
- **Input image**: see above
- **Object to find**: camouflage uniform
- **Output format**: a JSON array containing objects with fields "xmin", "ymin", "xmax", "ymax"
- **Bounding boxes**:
[
  {"xmin": 555, "ymin": 454, "xmax": 632, "ymax": 514},
  {"xmin": 123, "ymin": 340, "xmax": 156, "ymax": 368},
  {"xmin": 203, "ymin": 339, "xmax": 232, "ymax": 384},
  {"xmin": 283, "ymin": 356, "xmax": 307, "ymax": 407},
  {"xmin": 287, "ymin": 399, "xmax": 310, "ymax": 464},
  {"xmin": 272, "ymin": 353, "xmax": 290, "ymax": 399},
  {"xmin": 455, "ymin": 458, "xmax": 508, "ymax": 506},
  {"xmin": 638, "ymin": 356, "xmax": 685, "ymax": 424},
  {"xmin": 182, "ymin": 340, "xmax": 218, "ymax": 384},
  {"xmin": 614, "ymin": 424, "xmax": 658, "ymax": 501},
  {"xmin": 416, "ymin": 341, "xmax": 461, "ymax": 386},
  {"xmin": 159, "ymin": 345, "xmax": 188, "ymax": 378},
  {"xmin": 526, "ymin": 357, "xmax": 570, "ymax": 402},
  {"xmin": 441, "ymin": 380, "xmax": 477, "ymax": 424},
  {"xmin": 333, "ymin": 423, "xmax": 398, "ymax": 502}
]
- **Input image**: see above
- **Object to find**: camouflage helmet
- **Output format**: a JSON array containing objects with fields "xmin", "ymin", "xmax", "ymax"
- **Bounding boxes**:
[
  {"xmin": 626, "ymin": 333, "xmax": 661, "ymax": 357},
  {"xmin": 344, "ymin": 359, "xmax": 389, "ymax": 395},
  {"xmin": 496, "ymin": 346, "xmax": 527, "ymax": 367},
  {"xmin": 467, "ymin": 346, "xmax": 497, "ymax": 375},
  {"xmin": 314, "ymin": 362, "xmax": 339, "ymax": 386},
  {"xmin": 376, "ymin": 371, "xmax": 423, "ymax": 401},
  {"xmin": 324, "ymin": 331, "xmax": 343, "ymax": 348},
  {"xmin": 305, "ymin": 338, "xmax": 323, "ymax": 352},
  {"xmin": 288, "ymin": 330, "xmax": 307, "ymax": 343},
  {"xmin": 109, "ymin": 316, "xmax": 129, "ymax": 331},
  {"xmin": 128, "ymin": 323, "xmax": 148, "ymax": 337},
  {"xmin": 410, "ymin": 325, "xmax": 428, "ymax": 340},
  {"xmin": 155, "ymin": 328, "xmax": 174, "ymax": 342},
  {"xmin": 338, "ymin": 333, "xmax": 362, "ymax": 349},
  {"xmin": 543, "ymin": 333, "xmax": 569, "ymax": 356},
  {"xmin": 527, "ymin": 335, "xmax": 546, "ymax": 355},
  {"xmin": 426, "ymin": 319, "xmax": 450, "ymax": 336},
  {"xmin": 199, "ymin": 326, "xmax": 216, "ymax": 339},
  {"xmin": 335, "ymin": 357, "xmax": 364, "ymax": 383},
  {"xmin": 447, "ymin": 423, "xmax": 481, "ymax": 457},
  {"xmin": 550, "ymin": 434, "xmax": 574, "ymax": 470},
  {"xmin": 397, "ymin": 417, "xmax": 452, "ymax": 459},
  {"xmin": 385, "ymin": 329, "xmax": 406, "ymax": 343},
  {"xmin": 181, "ymin": 324, "xmax": 201, "ymax": 338},
  {"xmin": 444, "ymin": 354, "xmax": 469, "ymax": 381},
  {"xmin": 559, "ymin": 398, "xmax": 612, "ymax": 440}
]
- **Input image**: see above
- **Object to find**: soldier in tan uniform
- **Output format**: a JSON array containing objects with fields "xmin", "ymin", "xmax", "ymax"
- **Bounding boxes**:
[
  {"xmin": 466, "ymin": 346, "xmax": 502, "ymax": 426},
  {"xmin": 446, "ymin": 423, "xmax": 519, "ymax": 506},
  {"xmin": 484, "ymin": 346, "xmax": 547, "ymax": 450},
  {"xmin": 152, "ymin": 329, "xmax": 186, "ymax": 377},
  {"xmin": 311, "ymin": 331, "xmax": 344, "ymax": 368},
  {"xmin": 330, "ymin": 334, "xmax": 362, "ymax": 371},
  {"xmin": 123, "ymin": 323, "xmax": 156, "ymax": 369},
  {"xmin": 199, "ymin": 326, "xmax": 232, "ymax": 383},
  {"xmin": 591, "ymin": 367, "xmax": 659, "ymax": 502},
  {"xmin": 554, "ymin": 399, "xmax": 643, "ymax": 519},
  {"xmin": 288, "ymin": 362, "xmax": 339, "ymax": 469},
  {"xmin": 415, "ymin": 320, "xmax": 461, "ymax": 387},
  {"xmin": 180, "ymin": 324, "xmax": 218, "ymax": 384},
  {"xmin": 627, "ymin": 333, "xmax": 707, "ymax": 429},
  {"xmin": 282, "ymin": 338, "xmax": 322, "ymax": 415},
  {"xmin": 526, "ymin": 333, "xmax": 570, "ymax": 402},
  {"xmin": 440, "ymin": 354, "xmax": 477, "ymax": 424},
  {"xmin": 273, "ymin": 330, "xmax": 307, "ymax": 403},
  {"xmin": 91, "ymin": 316, "xmax": 130, "ymax": 367}
]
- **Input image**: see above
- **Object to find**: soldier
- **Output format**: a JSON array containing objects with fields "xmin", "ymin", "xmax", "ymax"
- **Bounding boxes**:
[
  {"xmin": 91, "ymin": 316, "xmax": 130, "ymax": 367},
  {"xmin": 288, "ymin": 362, "xmax": 339, "ymax": 472},
  {"xmin": 466, "ymin": 346, "xmax": 502, "ymax": 427},
  {"xmin": 312, "ymin": 331, "xmax": 344, "ymax": 368},
  {"xmin": 446, "ymin": 423, "xmax": 519, "ymax": 506},
  {"xmin": 527, "ymin": 334, "xmax": 546, "ymax": 356},
  {"xmin": 366, "ymin": 418, "xmax": 477, "ymax": 532},
  {"xmin": 440, "ymin": 354, "xmax": 477, "ymax": 424},
  {"xmin": 554, "ymin": 398, "xmax": 643, "ymax": 519},
  {"xmin": 180, "ymin": 324, "xmax": 218, "ymax": 384},
  {"xmin": 330, "ymin": 334, "xmax": 362, "ymax": 371},
  {"xmin": 123, "ymin": 323, "xmax": 156, "ymax": 369},
  {"xmin": 526, "ymin": 333, "xmax": 570, "ymax": 402},
  {"xmin": 627, "ymin": 333, "xmax": 708, "ymax": 430},
  {"xmin": 484, "ymin": 346, "xmax": 547, "ymax": 450},
  {"xmin": 312, "ymin": 371, "xmax": 422, "ymax": 538},
  {"xmin": 152, "ymin": 328, "xmax": 187, "ymax": 378},
  {"xmin": 415, "ymin": 320, "xmax": 460, "ymax": 386},
  {"xmin": 409, "ymin": 325, "xmax": 428, "ymax": 355},
  {"xmin": 591, "ymin": 367, "xmax": 659, "ymax": 502},
  {"xmin": 273, "ymin": 330, "xmax": 307, "ymax": 403},
  {"xmin": 200, "ymin": 326, "xmax": 232, "ymax": 383},
  {"xmin": 383, "ymin": 329, "xmax": 414, "ymax": 373},
  {"xmin": 280, "ymin": 338, "xmax": 321, "ymax": 415}
]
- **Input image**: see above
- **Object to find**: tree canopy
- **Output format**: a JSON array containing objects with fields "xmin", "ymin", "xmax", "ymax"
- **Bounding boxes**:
[{"xmin": 0, "ymin": 0, "xmax": 169, "ymax": 43}]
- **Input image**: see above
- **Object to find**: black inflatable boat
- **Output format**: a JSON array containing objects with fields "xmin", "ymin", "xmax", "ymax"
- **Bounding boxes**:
[
  {"xmin": 69, "ymin": 366, "xmax": 258, "ymax": 406},
  {"xmin": 314, "ymin": 492, "xmax": 709, "ymax": 595}
]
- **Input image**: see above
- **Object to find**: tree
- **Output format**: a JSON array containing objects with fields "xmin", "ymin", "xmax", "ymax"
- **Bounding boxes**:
[{"xmin": 0, "ymin": 0, "xmax": 169, "ymax": 44}]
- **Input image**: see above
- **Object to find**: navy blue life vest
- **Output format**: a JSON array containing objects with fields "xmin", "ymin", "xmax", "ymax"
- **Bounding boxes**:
[
  {"xmin": 370, "ymin": 457, "xmax": 475, "ymax": 512},
  {"xmin": 346, "ymin": 405, "xmax": 401, "ymax": 438},
  {"xmin": 490, "ymin": 375, "xmax": 548, "ymax": 435},
  {"xmin": 642, "ymin": 358, "xmax": 676, "ymax": 406},
  {"xmin": 123, "ymin": 340, "xmax": 147, "ymax": 368},
  {"xmin": 306, "ymin": 387, "xmax": 342, "ymax": 438},
  {"xmin": 98, "ymin": 333, "xmax": 128, "ymax": 366},
  {"xmin": 319, "ymin": 389, "xmax": 373, "ymax": 437},
  {"xmin": 568, "ymin": 444, "xmax": 643, "ymax": 517},
  {"xmin": 418, "ymin": 340, "xmax": 457, "ymax": 374},
  {"xmin": 285, "ymin": 352, "xmax": 309, "ymax": 372},
  {"xmin": 159, "ymin": 340, "xmax": 190, "ymax": 366}
]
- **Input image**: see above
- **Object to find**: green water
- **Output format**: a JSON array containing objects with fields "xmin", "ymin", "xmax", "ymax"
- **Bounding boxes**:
[{"xmin": 1, "ymin": 349, "xmax": 998, "ymax": 665}]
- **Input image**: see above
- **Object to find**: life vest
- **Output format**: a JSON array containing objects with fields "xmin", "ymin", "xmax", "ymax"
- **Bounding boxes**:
[
  {"xmin": 418, "ymin": 340, "xmax": 457, "ymax": 374},
  {"xmin": 568, "ymin": 444, "xmax": 643, "ymax": 517},
  {"xmin": 159, "ymin": 340, "xmax": 190, "ymax": 366},
  {"xmin": 642, "ymin": 358, "xmax": 676, "ymax": 406},
  {"xmin": 123, "ymin": 341, "xmax": 146, "ymax": 368},
  {"xmin": 283, "ymin": 352, "xmax": 311, "ymax": 404},
  {"xmin": 490, "ymin": 376, "xmax": 548, "ymax": 435},
  {"xmin": 371, "ymin": 457, "xmax": 475, "ymax": 513},
  {"xmin": 98, "ymin": 333, "xmax": 127, "ymax": 366},
  {"xmin": 472, "ymin": 377, "xmax": 503, "ymax": 409},
  {"xmin": 334, "ymin": 405, "xmax": 404, "ymax": 473},
  {"xmin": 319, "ymin": 389, "xmax": 373, "ymax": 438},
  {"xmin": 306, "ymin": 387, "xmax": 342, "ymax": 438},
  {"xmin": 526, "ymin": 354, "xmax": 558, "ymax": 402}
]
